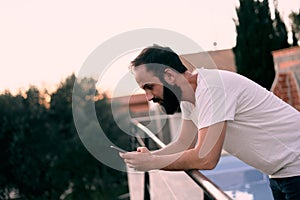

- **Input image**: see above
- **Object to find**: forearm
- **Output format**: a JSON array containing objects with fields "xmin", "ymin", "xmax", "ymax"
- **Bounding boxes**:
[
  {"xmin": 151, "ymin": 148, "xmax": 212, "ymax": 171},
  {"xmin": 152, "ymin": 138, "xmax": 195, "ymax": 156},
  {"xmin": 152, "ymin": 130, "xmax": 197, "ymax": 156},
  {"xmin": 151, "ymin": 141, "xmax": 189, "ymax": 155},
  {"xmin": 152, "ymin": 119, "xmax": 197, "ymax": 156}
]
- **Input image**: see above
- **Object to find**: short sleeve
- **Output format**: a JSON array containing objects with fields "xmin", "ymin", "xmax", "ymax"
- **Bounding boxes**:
[{"xmin": 180, "ymin": 101, "xmax": 195, "ymax": 120}]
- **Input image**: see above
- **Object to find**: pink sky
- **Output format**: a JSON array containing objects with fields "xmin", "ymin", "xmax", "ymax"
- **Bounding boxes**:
[{"xmin": 0, "ymin": 0, "xmax": 299, "ymax": 96}]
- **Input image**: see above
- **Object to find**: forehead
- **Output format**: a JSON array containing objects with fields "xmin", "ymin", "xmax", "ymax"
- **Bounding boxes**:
[{"xmin": 134, "ymin": 64, "xmax": 162, "ymax": 88}]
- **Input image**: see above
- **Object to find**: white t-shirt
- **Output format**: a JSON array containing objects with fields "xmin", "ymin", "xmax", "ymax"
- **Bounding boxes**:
[{"xmin": 181, "ymin": 68, "xmax": 300, "ymax": 178}]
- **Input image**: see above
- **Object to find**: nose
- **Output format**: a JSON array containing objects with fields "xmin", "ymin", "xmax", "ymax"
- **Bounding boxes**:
[{"xmin": 145, "ymin": 90, "xmax": 154, "ymax": 101}]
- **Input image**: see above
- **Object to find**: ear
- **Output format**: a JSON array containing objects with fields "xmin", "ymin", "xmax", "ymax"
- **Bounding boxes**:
[{"xmin": 164, "ymin": 68, "xmax": 176, "ymax": 85}]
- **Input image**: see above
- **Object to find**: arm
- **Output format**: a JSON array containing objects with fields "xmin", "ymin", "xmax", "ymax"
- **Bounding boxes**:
[
  {"xmin": 152, "ymin": 119, "xmax": 198, "ymax": 155},
  {"xmin": 121, "ymin": 121, "xmax": 227, "ymax": 171},
  {"xmin": 161, "ymin": 121, "xmax": 226, "ymax": 170}
]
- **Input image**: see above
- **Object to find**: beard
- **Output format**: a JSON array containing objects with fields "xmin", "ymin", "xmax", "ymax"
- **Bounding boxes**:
[{"xmin": 153, "ymin": 83, "xmax": 181, "ymax": 115}]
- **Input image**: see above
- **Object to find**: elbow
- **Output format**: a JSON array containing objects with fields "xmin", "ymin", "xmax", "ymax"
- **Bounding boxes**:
[
  {"xmin": 192, "ymin": 155, "xmax": 219, "ymax": 170},
  {"xmin": 203, "ymin": 159, "xmax": 218, "ymax": 170}
]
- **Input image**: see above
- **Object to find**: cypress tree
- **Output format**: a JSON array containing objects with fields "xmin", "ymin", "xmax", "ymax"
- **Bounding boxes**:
[
  {"xmin": 273, "ymin": 0, "xmax": 290, "ymax": 50},
  {"xmin": 233, "ymin": 0, "xmax": 290, "ymax": 90},
  {"xmin": 289, "ymin": 9, "xmax": 300, "ymax": 45}
]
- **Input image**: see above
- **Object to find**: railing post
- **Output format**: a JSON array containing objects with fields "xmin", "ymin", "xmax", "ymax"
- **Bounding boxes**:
[
  {"xmin": 143, "ymin": 137, "xmax": 150, "ymax": 200},
  {"xmin": 131, "ymin": 123, "xmax": 151, "ymax": 200},
  {"xmin": 144, "ymin": 171, "xmax": 150, "ymax": 200}
]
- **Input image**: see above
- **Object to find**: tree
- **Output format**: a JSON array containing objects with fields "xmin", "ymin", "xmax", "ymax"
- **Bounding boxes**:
[
  {"xmin": 272, "ymin": 0, "xmax": 290, "ymax": 50},
  {"xmin": 46, "ymin": 75, "xmax": 129, "ymax": 199},
  {"xmin": 289, "ymin": 9, "xmax": 300, "ymax": 45},
  {"xmin": 0, "ymin": 91, "xmax": 25, "ymax": 199},
  {"xmin": 0, "ymin": 87, "xmax": 56, "ymax": 199},
  {"xmin": 233, "ymin": 0, "xmax": 290, "ymax": 90},
  {"xmin": 0, "ymin": 75, "xmax": 130, "ymax": 199}
]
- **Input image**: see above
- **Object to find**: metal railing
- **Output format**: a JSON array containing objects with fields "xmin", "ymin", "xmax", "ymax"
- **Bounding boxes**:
[{"xmin": 131, "ymin": 119, "xmax": 233, "ymax": 200}]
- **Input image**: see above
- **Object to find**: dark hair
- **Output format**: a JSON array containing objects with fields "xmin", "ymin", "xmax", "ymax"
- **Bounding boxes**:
[{"xmin": 130, "ymin": 44, "xmax": 187, "ymax": 78}]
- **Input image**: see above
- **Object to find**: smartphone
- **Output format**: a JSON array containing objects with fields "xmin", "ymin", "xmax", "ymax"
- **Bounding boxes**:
[{"xmin": 110, "ymin": 145, "xmax": 127, "ymax": 153}]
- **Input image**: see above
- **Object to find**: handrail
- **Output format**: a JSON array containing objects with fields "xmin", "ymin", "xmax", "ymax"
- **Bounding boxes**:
[{"xmin": 131, "ymin": 119, "xmax": 233, "ymax": 200}]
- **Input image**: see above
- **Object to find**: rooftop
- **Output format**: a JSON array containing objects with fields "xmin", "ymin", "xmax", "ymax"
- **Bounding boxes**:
[{"xmin": 271, "ymin": 46, "xmax": 300, "ymax": 111}]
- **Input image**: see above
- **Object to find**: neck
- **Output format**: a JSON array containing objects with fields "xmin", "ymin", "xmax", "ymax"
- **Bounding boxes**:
[{"xmin": 179, "ymin": 71, "xmax": 198, "ymax": 104}]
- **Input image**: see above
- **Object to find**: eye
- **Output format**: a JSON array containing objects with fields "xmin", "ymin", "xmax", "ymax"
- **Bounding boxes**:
[{"xmin": 143, "ymin": 84, "xmax": 154, "ymax": 90}]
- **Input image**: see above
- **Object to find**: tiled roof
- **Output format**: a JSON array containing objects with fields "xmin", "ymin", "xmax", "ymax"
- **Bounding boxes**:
[
  {"xmin": 272, "ymin": 72, "xmax": 300, "ymax": 111},
  {"xmin": 271, "ymin": 46, "xmax": 300, "ymax": 111},
  {"xmin": 181, "ymin": 49, "xmax": 236, "ymax": 72},
  {"xmin": 112, "ymin": 93, "xmax": 149, "ymax": 116}
]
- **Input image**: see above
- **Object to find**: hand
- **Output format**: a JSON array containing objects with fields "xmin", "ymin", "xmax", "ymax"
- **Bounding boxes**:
[{"xmin": 119, "ymin": 147, "xmax": 155, "ymax": 171}]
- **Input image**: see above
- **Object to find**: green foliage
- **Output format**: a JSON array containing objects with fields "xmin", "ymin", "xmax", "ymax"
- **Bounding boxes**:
[
  {"xmin": 233, "ymin": 0, "xmax": 290, "ymax": 90},
  {"xmin": 289, "ymin": 9, "xmax": 300, "ymax": 45},
  {"xmin": 273, "ymin": 5, "xmax": 290, "ymax": 50},
  {"xmin": 0, "ymin": 75, "xmax": 130, "ymax": 199}
]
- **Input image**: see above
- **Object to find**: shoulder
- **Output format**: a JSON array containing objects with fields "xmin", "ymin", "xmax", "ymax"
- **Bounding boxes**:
[{"xmin": 180, "ymin": 101, "xmax": 195, "ymax": 111}]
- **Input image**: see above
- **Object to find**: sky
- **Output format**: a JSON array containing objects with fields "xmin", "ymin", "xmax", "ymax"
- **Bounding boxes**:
[{"xmin": 0, "ymin": 0, "xmax": 299, "ymax": 96}]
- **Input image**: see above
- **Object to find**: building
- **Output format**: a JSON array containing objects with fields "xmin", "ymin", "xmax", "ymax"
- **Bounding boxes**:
[
  {"xmin": 180, "ymin": 49, "xmax": 236, "ymax": 72},
  {"xmin": 271, "ymin": 46, "xmax": 300, "ymax": 111}
]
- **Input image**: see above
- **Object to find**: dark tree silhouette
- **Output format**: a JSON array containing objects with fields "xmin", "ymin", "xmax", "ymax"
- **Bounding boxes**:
[{"xmin": 233, "ymin": 0, "xmax": 290, "ymax": 90}]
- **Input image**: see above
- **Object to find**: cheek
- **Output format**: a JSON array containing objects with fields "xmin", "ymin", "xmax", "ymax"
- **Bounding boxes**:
[{"xmin": 156, "ymin": 86, "xmax": 164, "ymax": 98}]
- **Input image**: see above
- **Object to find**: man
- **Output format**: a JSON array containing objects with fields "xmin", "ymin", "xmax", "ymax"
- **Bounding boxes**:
[{"xmin": 120, "ymin": 45, "xmax": 300, "ymax": 199}]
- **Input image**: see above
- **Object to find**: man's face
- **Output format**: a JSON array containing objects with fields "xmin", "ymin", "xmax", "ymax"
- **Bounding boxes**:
[{"xmin": 134, "ymin": 65, "xmax": 181, "ymax": 114}]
